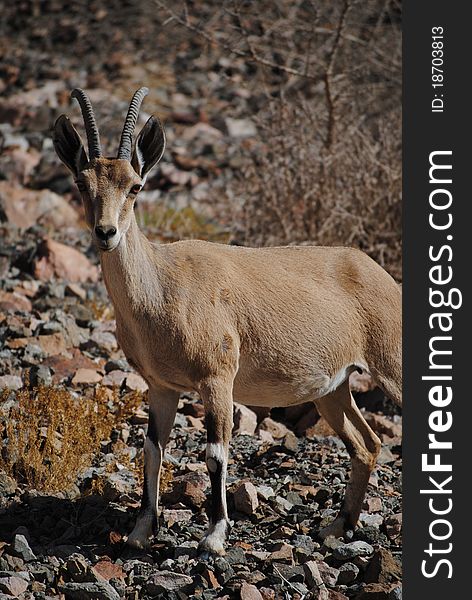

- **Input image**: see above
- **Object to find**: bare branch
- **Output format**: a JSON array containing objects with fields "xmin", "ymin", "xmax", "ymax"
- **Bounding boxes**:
[
  {"xmin": 324, "ymin": 0, "xmax": 351, "ymax": 149},
  {"xmin": 153, "ymin": 0, "xmax": 322, "ymax": 82}
]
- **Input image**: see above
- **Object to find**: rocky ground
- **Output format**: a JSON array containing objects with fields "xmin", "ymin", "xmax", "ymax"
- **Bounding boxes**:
[
  {"xmin": 1, "ymin": 1, "xmax": 402, "ymax": 598},
  {"xmin": 0, "ymin": 228, "xmax": 403, "ymax": 600}
]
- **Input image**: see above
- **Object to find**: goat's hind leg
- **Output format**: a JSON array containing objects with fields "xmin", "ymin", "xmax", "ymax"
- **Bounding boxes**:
[
  {"xmin": 127, "ymin": 385, "xmax": 179, "ymax": 549},
  {"xmin": 314, "ymin": 380, "xmax": 381, "ymax": 539},
  {"xmin": 198, "ymin": 377, "xmax": 233, "ymax": 556}
]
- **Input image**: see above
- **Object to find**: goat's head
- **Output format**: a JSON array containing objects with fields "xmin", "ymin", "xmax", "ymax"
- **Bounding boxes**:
[{"xmin": 53, "ymin": 88, "xmax": 165, "ymax": 251}]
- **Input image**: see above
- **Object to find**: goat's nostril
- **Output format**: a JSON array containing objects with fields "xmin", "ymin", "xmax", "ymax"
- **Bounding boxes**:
[{"xmin": 95, "ymin": 225, "xmax": 117, "ymax": 241}]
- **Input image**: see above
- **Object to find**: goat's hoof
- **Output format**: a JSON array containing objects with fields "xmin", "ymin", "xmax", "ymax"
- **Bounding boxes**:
[
  {"xmin": 198, "ymin": 519, "xmax": 229, "ymax": 557},
  {"xmin": 198, "ymin": 538, "xmax": 226, "ymax": 557},
  {"xmin": 198, "ymin": 533, "xmax": 226, "ymax": 557},
  {"xmin": 126, "ymin": 535, "xmax": 150, "ymax": 551},
  {"xmin": 126, "ymin": 526, "xmax": 152, "ymax": 550}
]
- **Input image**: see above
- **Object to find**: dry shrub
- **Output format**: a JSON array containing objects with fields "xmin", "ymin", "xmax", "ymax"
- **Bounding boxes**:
[
  {"xmin": 0, "ymin": 385, "xmax": 113, "ymax": 493},
  {"xmin": 137, "ymin": 204, "xmax": 230, "ymax": 243},
  {"xmin": 160, "ymin": 0, "xmax": 402, "ymax": 279},
  {"xmin": 232, "ymin": 100, "xmax": 402, "ymax": 280}
]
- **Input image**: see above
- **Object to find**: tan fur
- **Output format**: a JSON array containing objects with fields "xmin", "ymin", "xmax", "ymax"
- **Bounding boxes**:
[{"xmin": 57, "ymin": 147, "xmax": 401, "ymax": 551}]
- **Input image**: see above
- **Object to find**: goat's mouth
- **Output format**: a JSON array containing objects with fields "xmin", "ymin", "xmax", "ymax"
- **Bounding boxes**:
[{"xmin": 95, "ymin": 238, "xmax": 120, "ymax": 252}]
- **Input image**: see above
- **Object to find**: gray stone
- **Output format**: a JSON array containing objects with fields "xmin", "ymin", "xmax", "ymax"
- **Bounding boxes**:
[
  {"xmin": 12, "ymin": 534, "xmax": 36, "ymax": 562},
  {"xmin": 226, "ymin": 546, "xmax": 247, "ymax": 565},
  {"xmin": 65, "ymin": 555, "xmax": 91, "ymax": 582},
  {"xmin": 256, "ymin": 485, "xmax": 275, "ymax": 501},
  {"xmin": 337, "ymin": 562, "xmax": 360, "ymax": 584},
  {"xmin": 293, "ymin": 534, "xmax": 316, "ymax": 555},
  {"xmin": 145, "ymin": 571, "xmax": 193, "ymax": 594},
  {"xmin": 105, "ymin": 359, "xmax": 131, "ymax": 373},
  {"xmin": 333, "ymin": 541, "xmax": 374, "ymax": 561},
  {"xmin": 316, "ymin": 561, "xmax": 340, "ymax": 587},
  {"xmin": 0, "ymin": 575, "xmax": 28, "ymax": 596},
  {"xmin": 303, "ymin": 561, "xmax": 328, "ymax": 598},
  {"xmin": 59, "ymin": 581, "xmax": 120, "ymax": 600}
]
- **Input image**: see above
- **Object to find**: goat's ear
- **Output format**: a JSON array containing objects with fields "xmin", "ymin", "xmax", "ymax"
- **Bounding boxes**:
[
  {"xmin": 53, "ymin": 115, "xmax": 88, "ymax": 177},
  {"xmin": 131, "ymin": 116, "xmax": 166, "ymax": 180}
]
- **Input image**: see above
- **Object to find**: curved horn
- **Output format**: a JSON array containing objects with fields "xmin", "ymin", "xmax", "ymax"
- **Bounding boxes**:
[
  {"xmin": 117, "ymin": 87, "xmax": 149, "ymax": 161},
  {"xmin": 70, "ymin": 88, "xmax": 102, "ymax": 159}
]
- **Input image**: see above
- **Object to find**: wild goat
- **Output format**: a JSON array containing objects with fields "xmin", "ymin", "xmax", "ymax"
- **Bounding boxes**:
[{"xmin": 53, "ymin": 88, "xmax": 402, "ymax": 555}]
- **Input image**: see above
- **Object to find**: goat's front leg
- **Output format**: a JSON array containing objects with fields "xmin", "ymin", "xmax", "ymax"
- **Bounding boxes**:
[
  {"xmin": 198, "ymin": 377, "xmax": 233, "ymax": 556},
  {"xmin": 127, "ymin": 385, "xmax": 179, "ymax": 549}
]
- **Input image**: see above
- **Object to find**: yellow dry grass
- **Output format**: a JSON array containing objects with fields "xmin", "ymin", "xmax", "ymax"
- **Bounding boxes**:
[{"xmin": 0, "ymin": 385, "xmax": 113, "ymax": 493}]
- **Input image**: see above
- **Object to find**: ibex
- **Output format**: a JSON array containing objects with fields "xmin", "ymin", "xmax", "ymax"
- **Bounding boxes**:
[{"xmin": 53, "ymin": 88, "xmax": 402, "ymax": 555}]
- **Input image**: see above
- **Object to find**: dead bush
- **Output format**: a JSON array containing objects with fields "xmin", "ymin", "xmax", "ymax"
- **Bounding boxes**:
[
  {"xmin": 231, "ymin": 100, "xmax": 401, "ymax": 280},
  {"xmin": 0, "ymin": 385, "xmax": 113, "ymax": 493}
]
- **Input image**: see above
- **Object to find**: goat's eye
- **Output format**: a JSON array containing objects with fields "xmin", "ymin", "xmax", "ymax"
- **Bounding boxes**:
[{"xmin": 130, "ymin": 184, "xmax": 142, "ymax": 195}]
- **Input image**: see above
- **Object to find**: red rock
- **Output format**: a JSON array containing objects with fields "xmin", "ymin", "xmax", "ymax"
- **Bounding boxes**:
[
  {"xmin": 8, "ymin": 333, "xmax": 68, "ymax": 356},
  {"xmin": 0, "ymin": 575, "xmax": 28, "ymax": 596},
  {"xmin": 349, "ymin": 370, "xmax": 376, "ymax": 393},
  {"xmin": 306, "ymin": 416, "xmax": 336, "ymax": 438},
  {"xmin": 36, "ymin": 333, "xmax": 68, "ymax": 356},
  {"xmin": 364, "ymin": 548, "xmax": 402, "ymax": 584},
  {"xmin": 34, "ymin": 238, "xmax": 98, "ymax": 283},
  {"xmin": 303, "ymin": 561, "xmax": 327, "ymax": 595},
  {"xmin": 163, "ymin": 509, "xmax": 193, "ymax": 528},
  {"xmin": 364, "ymin": 413, "xmax": 402, "ymax": 439},
  {"xmin": 0, "ymin": 290, "xmax": 32, "ymax": 313},
  {"xmin": 257, "ymin": 429, "xmax": 275, "ymax": 444},
  {"xmin": 258, "ymin": 417, "xmax": 289, "ymax": 439},
  {"xmin": 202, "ymin": 568, "xmax": 219, "ymax": 589},
  {"xmin": 233, "ymin": 404, "xmax": 258, "ymax": 436},
  {"xmin": 43, "ymin": 350, "xmax": 97, "ymax": 383},
  {"xmin": 0, "ymin": 182, "xmax": 78, "ymax": 228},
  {"xmin": 102, "ymin": 370, "xmax": 127, "ymax": 387},
  {"xmin": 233, "ymin": 481, "xmax": 259, "ymax": 515},
  {"xmin": 240, "ymin": 582, "xmax": 263, "ymax": 600},
  {"xmin": 269, "ymin": 542, "xmax": 294, "ymax": 564},
  {"xmin": 282, "ymin": 431, "xmax": 299, "ymax": 452},
  {"xmin": 316, "ymin": 561, "xmax": 340, "ymax": 587},
  {"xmin": 125, "ymin": 373, "xmax": 148, "ymax": 392},
  {"xmin": 384, "ymin": 513, "xmax": 402, "ymax": 542},
  {"xmin": 92, "ymin": 560, "xmax": 125, "ymax": 582},
  {"xmin": 162, "ymin": 471, "xmax": 209, "ymax": 509},
  {"xmin": 72, "ymin": 368, "xmax": 102, "ymax": 385},
  {"xmin": 0, "ymin": 147, "xmax": 41, "ymax": 185},
  {"xmin": 365, "ymin": 497, "xmax": 383, "ymax": 513}
]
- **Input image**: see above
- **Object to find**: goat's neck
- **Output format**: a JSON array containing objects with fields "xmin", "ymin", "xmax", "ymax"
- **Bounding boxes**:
[{"xmin": 100, "ymin": 215, "xmax": 163, "ymax": 317}]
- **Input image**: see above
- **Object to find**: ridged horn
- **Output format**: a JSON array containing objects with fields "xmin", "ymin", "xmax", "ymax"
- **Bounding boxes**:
[
  {"xmin": 117, "ymin": 87, "xmax": 149, "ymax": 161},
  {"xmin": 70, "ymin": 88, "xmax": 102, "ymax": 159}
]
